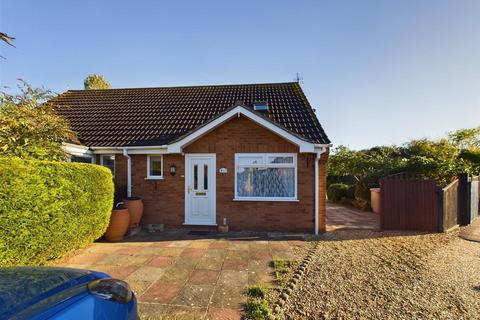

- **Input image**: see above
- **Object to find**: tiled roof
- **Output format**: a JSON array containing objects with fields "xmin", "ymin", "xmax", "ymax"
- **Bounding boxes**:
[{"xmin": 52, "ymin": 82, "xmax": 330, "ymax": 147}]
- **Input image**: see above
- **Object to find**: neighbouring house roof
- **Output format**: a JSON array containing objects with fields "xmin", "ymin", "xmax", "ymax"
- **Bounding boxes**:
[{"xmin": 52, "ymin": 82, "xmax": 330, "ymax": 148}]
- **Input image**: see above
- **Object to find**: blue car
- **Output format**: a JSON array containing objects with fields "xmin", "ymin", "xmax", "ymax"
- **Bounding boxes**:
[{"xmin": 0, "ymin": 267, "xmax": 138, "ymax": 320}]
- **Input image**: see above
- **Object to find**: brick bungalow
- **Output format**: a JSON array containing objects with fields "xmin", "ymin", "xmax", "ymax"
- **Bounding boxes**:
[{"xmin": 53, "ymin": 82, "xmax": 331, "ymax": 234}]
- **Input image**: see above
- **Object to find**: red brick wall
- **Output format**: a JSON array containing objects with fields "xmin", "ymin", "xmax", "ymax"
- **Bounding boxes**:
[
  {"xmin": 113, "ymin": 115, "xmax": 328, "ymax": 233},
  {"xmin": 317, "ymin": 150, "xmax": 329, "ymax": 233},
  {"xmin": 131, "ymin": 153, "xmax": 185, "ymax": 227}
]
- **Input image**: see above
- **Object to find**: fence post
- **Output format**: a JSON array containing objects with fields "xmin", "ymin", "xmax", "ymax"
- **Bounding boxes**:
[
  {"xmin": 379, "ymin": 178, "xmax": 384, "ymax": 230},
  {"xmin": 437, "ymin": 187, "xmax": 444, "ymax": 232},
  {"xmin": 458, "ymin": 173, "xmax": 469, "ymax": 225}
]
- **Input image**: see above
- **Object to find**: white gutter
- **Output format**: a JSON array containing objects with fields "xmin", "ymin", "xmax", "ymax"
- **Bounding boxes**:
[
  {"xmin": 314, "ymin": 146, "xmax": 328, "ymax": 235},
  {"xmin": 122, "ymin": 148, "xmax": 132, "ymax": 198},
  {"xmin": 314, "ymin": 143, "xmax": 333, "ymax": 148},
  {"xmin": 114, "ymin": 145, "xmax": 168, "ymax": 150},
  {"xmin": 62, "ymin": 142, "xmax": 93, "ymax": 157}
]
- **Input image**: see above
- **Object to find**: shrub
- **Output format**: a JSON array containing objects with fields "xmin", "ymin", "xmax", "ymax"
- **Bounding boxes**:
[
  {"xmin": 271, "ymin": 259, "xmax": 297, "ymax": 286},
  {"xmin": 244, "ymin": 299, "xmax": 272, "ymax": 320},
  {"xmin": 0, "ymin": 157, "xmax": 114, "ymax": 266},
  {"xmin": 246, "ymin": 285, "xmax": 269, "ymax": 299},
  {"xmin": 352, "ymin": 197, "xmax": 371, "ymax": 211},
  {"xmin": 354, "ymin": 180, "xmax": 373, "ymax": 202},
  {"xmin": 327, "ymin": 183, "xmax": 353, "ymax": 202}
]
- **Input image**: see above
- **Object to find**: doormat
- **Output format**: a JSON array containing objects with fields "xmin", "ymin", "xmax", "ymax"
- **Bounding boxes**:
[{"xmin": 187, "ymin": 230, "xmax": 211, "ymax": 236}]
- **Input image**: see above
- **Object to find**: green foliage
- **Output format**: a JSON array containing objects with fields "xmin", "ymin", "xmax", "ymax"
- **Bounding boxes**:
[
  {"xmin": 459, "ymin": 149, "xmax": 480, "ymax": 164},
  {"xmin": 84, "ymin": 74, "xmax": 111, "ymax": 90},
  {"xmin": 327, "ymin": 183, "xmax": 354, "ymax": 202},
  {"xmin": 0, "ymin": 157, "xmax": 114, "ymax": 266},
  {"xmin": 272, "ymin": 259, "xmax": 297, "ymax": 286},
  {"xmin": 244, "ymin": 299, "xmax": 272, "ymax": 320},
  {"xmin": 448, "ymin": 126, "xmax": 480, "ymax": 150},
  {"xmin": 328, "ymin": 145, "xmax": 404, "ymax": 182},
  {"xmin": 246, "ymin": 285, "xmax": 269, "ymax": 299},
  {"xmin": 328, "ymin": 127, "xmax": 480, "ymax": 209},
  {"xmin": 0, "ymin": 80, "xmax": 76, "ymax": 161}
]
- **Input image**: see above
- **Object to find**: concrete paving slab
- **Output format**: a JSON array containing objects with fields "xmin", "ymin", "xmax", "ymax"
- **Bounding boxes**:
[
  {"xmin": 173, "ymin": 284, "xmax": 215, "ymax": 307},
  {"xmin": 56, "ymin": 231, "xmax": 303, "ymax": 319}
]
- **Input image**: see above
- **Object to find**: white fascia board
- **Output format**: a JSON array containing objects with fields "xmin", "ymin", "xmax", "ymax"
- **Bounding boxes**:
[
  {"xmin": 314, "ymin": 143, "xmax": 333, "ymax": 148},
  {"xmin": 90, "ymin": 148, "xmax": 123, "ymax": 154},
  {"xmin": 167, "ymin": 106, "xmax": 317, "ymax": 153},
  {"xmin": 62, "ymin": 142, "xmax": 93, "ymax": 157},
  {"xmin": 126, "ymin": 147, "xmax": 167, "ymax": 155},
  {"xmin": 91, "ymin": 146, "xmax": 168, "ymax": 155},
  {"xmin": 119, "ymin": 145, "xmax": 168, "ymax": 150}
]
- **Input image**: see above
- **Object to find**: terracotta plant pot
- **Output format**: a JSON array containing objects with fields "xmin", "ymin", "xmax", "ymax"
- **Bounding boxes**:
[
  {"xmin": 370, "ymin": 188, "xmax": 381, "ymax": 214},
  {"xmin": 218, "ymin": 225, "xmax": 229, "ymax": 233},
  {"xmin": 104, "ymin": 206, "xmax": 130, "ymax": 241},
  {"xmin": 124, "ymin": 197, "xmax": 144, "ymax": 227}
]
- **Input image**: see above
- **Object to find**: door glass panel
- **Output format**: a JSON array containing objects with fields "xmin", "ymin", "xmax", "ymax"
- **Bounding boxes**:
[
  {"xmin": 193, "ymin": 164, "xmax": 198, "ymax": 190},
  {"xmin": 204, "ymin": 164, "xmax": 208, "ymax": 190}
]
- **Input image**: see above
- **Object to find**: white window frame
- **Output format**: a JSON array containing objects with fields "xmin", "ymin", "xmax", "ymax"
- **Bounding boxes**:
[
  {"xmin": 234, "ymin": 153, "xmax": 298, "ymax": 202},
  {"xmin": 100, "ymin": 154, "xmax": 115, "ymax": 177},
  {"xmin": 147, "ymin": 155, "xmax": 164, "ymax": 179}
]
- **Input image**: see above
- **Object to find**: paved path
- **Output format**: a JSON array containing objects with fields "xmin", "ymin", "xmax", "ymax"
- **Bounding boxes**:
[
  {"xmin": 460, "ymin": 218, "xmax": 480, "ymax": 242},
  {"xmin": 57, "ymin": 230, "xmax": 307, "ymax": 320},
  {"xmin": 326, "ymin": 202, "xmax": 380, "ymax": 231}
]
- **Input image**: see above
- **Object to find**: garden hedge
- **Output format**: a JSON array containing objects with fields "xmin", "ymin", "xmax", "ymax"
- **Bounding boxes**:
[
  {"xmin": 327, "ymin": 183, "xmax": 354, "ymax": 202},
  {"xmin": 0, "ymin": 157, "xmax": 114, "ymax": 266}
]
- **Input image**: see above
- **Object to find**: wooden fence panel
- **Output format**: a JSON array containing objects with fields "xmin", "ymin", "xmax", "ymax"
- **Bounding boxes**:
[
  {"xmin": 380, "ymin": 178, "xmax": 439, "ymax": 231},
  {"xmin": 471, "ymin": 177, "xmax": 479, "ymax": 222},
  {"xmin": 443, "ymin": 179, "xmax": 459, "ymax": 231}
]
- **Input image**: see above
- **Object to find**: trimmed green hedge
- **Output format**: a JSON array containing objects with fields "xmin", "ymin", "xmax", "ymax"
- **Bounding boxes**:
[
  {"xmin": 327, "ymin": 183, "xmax": 354, "ymax": 202},
  {"xmin": 0, "ymin": 158, "xmax": 114, "ymax": 266}
]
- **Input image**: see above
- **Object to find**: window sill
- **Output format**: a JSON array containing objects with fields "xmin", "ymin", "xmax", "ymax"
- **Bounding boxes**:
[
  {"xmin": 183, "ymin": 222, "xmax": 217, "ymax": 226},
  {"xmin": 233, "ymin": 198, "xmax": 299, "ymax": 202},
  {"xmin": 145, "ymin": 177, "xmax": 164, "ymax": 180}
]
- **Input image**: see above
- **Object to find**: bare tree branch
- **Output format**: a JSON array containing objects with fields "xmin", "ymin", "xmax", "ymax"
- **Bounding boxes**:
[{"xmin": 0, "ymin": 32, "xmax": 15, "ymax": 47}]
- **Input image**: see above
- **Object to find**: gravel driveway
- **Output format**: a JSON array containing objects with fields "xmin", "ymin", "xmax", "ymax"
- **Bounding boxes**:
[{"xmin": 281, "ymin": 230, "xmax": 480, "ymax": 320}]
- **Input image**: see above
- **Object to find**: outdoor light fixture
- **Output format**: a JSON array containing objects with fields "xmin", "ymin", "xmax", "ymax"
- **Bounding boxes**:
[{"xmin": 169, "ymin": 164, "xmax": 176, "ymax": 176}]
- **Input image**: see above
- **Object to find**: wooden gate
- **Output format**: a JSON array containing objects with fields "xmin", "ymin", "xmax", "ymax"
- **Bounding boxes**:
[
  {"xmin": 470, "ymin": 176, "xmax": 479, "ymax": 222},
  {"xmin": 380, "ymin": 177, "xmax": 440, "ymax": 231},
  {"xmin": 442, "ymin": 179, "xmax": 459, "ymax": 231}
]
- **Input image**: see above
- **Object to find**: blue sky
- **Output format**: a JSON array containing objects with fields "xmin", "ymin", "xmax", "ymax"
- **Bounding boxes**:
[{"xmin": 1, "ymin": 0, "xmax": 479, "ymax": 149}]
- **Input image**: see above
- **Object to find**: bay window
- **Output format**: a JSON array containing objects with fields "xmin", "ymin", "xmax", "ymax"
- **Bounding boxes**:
[{"xmin": 235, "ymin": 153, "xmax": 297, "ymax": 201}]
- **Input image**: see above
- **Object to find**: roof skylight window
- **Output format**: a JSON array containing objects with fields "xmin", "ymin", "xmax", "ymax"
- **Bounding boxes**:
[{"xmin": 253, "ymin": 102, "xmax": 269, "ymax": 111}]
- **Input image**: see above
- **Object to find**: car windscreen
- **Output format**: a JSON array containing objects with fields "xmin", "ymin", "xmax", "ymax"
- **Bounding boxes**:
[{"xmin": 0, "ymin": 267, "xmax": 91, "ymax": 317}]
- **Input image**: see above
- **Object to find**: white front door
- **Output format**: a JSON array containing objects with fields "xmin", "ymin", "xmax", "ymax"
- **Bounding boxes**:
[{"xmin": 185, "ymin": 154, "xmax": 216, "ymax": 225}]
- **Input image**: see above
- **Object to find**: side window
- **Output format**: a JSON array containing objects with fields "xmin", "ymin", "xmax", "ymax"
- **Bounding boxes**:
[
  {"xmin": 147, "ymin": 155, "xmax": 163, "ymax": 179},
  {"xmin": 100, "ymin": 155, "xmax": 115, "ymax": 177}
]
